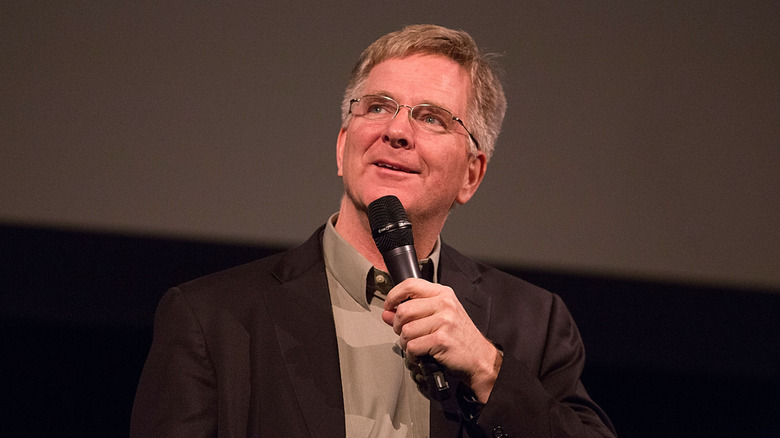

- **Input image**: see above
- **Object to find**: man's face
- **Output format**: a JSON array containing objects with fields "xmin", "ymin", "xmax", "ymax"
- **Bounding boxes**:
[{"xmin": 336, "ymin": 54, "xmax": 486, "ymax": 222}]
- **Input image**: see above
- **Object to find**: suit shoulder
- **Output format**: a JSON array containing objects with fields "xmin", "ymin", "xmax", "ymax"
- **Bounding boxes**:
[
  {"xmin": 181, "ymin": 253, "xmax": 282, "ymax": 289},
  {"xmin": 442, "ymin": 243, "xmax": 555, "ymax": 306},
  {"xmin": 169, "ymin": 252, "xmax": 283, "ymax": 308},
  {"xmin": 174, "ymin": 227, "xmax": 325, "ymax": 302}
]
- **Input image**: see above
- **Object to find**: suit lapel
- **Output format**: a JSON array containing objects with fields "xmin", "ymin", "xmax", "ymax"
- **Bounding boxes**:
[
  {"xmin": 264, "ymin": 227, "xmax": 346, "ymax": 437},
  {"xmin": 439, "ymin": 244, "xmax": 491, "ymax": 333}
]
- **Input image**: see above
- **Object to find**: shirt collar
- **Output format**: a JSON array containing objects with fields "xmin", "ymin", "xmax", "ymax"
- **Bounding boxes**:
[{"xmin": 322, "ymin": 212, "xmax": 441, "ymax": 308}]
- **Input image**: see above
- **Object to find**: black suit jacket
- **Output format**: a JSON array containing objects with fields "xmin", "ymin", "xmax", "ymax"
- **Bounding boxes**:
[{"xmin": 131, "ymin": 227, "xmax": 615, "ymax": 437}]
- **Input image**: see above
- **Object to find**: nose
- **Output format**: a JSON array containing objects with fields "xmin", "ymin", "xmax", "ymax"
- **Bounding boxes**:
[{"xmin": 382, "ymin": 105, "xmax": 414, "ymax": 149}]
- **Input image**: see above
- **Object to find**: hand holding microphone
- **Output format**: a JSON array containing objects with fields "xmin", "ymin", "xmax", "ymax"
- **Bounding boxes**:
[
  {"xmin": 368, "ymin": 195, "xmax": 450, "ymax": 400},
  {"xmin": 368, "ymin": 195, "xmax": 502, "ymax": 404}
]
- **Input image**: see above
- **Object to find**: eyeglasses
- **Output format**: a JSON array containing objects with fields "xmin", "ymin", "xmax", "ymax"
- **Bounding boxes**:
[{"xmin": 349, "ymin": 95, "xmax": 480, "ymax": 150}]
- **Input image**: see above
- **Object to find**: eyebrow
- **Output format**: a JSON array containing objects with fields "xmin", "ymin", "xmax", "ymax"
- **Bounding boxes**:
[
  {"xmin": 368, "ymin": 90, "xmax": 398, "ymax": 101},
  {"xmin": 368, "ymin": 90, "xmax": 455, "ymax": 113}
]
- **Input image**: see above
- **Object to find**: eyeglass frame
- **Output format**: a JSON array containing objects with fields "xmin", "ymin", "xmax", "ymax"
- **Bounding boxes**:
[{"xmin": 348, "ymin": 94, "xmax": 481, "ymax": 151}]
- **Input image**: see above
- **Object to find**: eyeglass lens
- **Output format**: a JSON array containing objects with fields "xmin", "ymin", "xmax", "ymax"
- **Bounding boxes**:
[{"xmin": 353, "ymin": 96, "xmax": 455, "ymax": 134}]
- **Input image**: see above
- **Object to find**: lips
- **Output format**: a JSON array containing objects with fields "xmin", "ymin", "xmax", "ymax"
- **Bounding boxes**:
[{"xmin": 373, "ymin": 161, "xmax": 420, "ymax": 174}]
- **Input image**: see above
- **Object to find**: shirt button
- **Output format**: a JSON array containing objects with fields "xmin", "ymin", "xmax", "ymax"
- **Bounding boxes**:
[
  {"xmin": 376, "ymin": 274, "xmax": 386, "ymax": 284},
  {"xmin": 493, "ymin": 426, "xmax": 508, "ymax": 437}
]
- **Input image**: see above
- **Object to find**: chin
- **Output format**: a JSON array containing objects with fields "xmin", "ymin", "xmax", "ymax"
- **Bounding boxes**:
[{"xmin": 359, "ymin": 186, "xmax": 414, "ymax": 209}]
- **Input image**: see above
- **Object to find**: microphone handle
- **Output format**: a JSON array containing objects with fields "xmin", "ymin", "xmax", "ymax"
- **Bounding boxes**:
[
  {"xmin": 381, "ymin": 247, "xmax": 450, "ymax": 400},
  {"xmin": 382, "ymin": 245, "xmax": 422, "ymax": 282},
  {"xmin": 418, "ymin": 357, "xmax": 450, "ymax": 400}
]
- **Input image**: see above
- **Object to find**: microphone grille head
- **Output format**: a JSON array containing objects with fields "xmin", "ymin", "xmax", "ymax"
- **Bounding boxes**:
[{"xmin": 368, "ymin": 195, "xmax": 414, "ymax": 252}]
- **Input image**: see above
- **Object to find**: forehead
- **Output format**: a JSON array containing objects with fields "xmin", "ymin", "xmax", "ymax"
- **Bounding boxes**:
[{"xmin": 363, "ymin": 54, "xmax": 471, "ymax": 114}]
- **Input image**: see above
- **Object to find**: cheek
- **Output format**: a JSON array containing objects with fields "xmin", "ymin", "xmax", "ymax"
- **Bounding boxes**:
[
  {"xmin": 429, "ymin": 151, "xmax": 468, "ymax": 179},
  {"xmin": 344, "ymin": 127, "xmax": 378, "ymax": 156},
  {"xmin": 437, "ymin": 157, "xmax": 473, "ymax": 196},
  {"xmin": 342, "ymin": 139, "xmax": 363, "ymax": 168},
  {"xmin": 339, "ymin": 132, "xmax": 372, "ymax": 177}
]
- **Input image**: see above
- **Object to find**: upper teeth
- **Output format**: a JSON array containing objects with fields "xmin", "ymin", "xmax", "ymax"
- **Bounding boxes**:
[{"xmin": 378, "ymin": 163, "xmax": 400, "ymax": 170}]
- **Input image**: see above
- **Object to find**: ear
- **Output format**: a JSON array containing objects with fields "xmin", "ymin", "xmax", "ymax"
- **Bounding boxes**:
[
  {"xmin": 455, "ymin": 152, "xmax": 487, "ymax": 205},
  {"xmin": 336, "ymin": 128, "xmax": 347, "ymax": 176}
]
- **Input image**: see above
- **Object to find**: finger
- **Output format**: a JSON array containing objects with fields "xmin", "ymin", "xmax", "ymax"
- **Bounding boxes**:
[
  {"xmin": 392, "ymin": 298, "xmax": 437, "ymax": 335},
  {"xmin": 404, "ymin": 354, "xmax": 428, "ymax": 390},
  {"xmin": 383, "ymin": 278, "xmax": 434, "ymax": 310},
  {"xmin": 403, "ymin": 331, "xmax": 442, "ymax": 359},
  {"xmin": 397, "ymin": 316, "xmax": 442, "ymax": 355},
  {"xmin": 381, "ymin": 309, "xmax": 395, "ymax": 326}
]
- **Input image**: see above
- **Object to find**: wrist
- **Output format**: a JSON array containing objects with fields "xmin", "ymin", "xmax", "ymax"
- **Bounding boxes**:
[{"xmin": 470, "ymin": 345, "xmax": 503, "ymax": 403}]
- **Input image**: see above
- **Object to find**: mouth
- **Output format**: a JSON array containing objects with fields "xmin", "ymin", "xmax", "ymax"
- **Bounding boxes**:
[{"xmin": 374, "ymin": 161, "xmax": 420, "ymax": 174}]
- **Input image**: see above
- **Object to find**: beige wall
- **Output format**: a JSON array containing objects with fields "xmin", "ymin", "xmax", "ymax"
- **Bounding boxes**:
[{"xmin": 2, "ymin": 1, "xmax": 778, "ymax": 289}]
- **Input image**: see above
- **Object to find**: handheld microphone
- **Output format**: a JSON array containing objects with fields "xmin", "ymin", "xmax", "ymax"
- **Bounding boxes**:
[{"xmin": 368, "ymin": 195, "xmax": 450, "ymax": 400}]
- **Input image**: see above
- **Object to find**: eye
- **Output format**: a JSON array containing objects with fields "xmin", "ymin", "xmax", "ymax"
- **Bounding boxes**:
[
  {"xmin": 414, "ymin": 106, "xmax": 450, "ymax": 129},
  {"xmin": 422, "ymin": 115, "xmax": 445, "ymax": 126},
  {"xmin": 367, "ymin": 104, "xmax": 386, "ymax": 114},
  {"xmin": 363, "ymin": 97, "xmax": 395, "ymax": 116}
]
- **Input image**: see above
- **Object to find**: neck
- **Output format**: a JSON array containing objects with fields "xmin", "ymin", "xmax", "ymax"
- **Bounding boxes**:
[{"xmin": 334, "ymin": 194, "xmax": 443, "ymax": 271}]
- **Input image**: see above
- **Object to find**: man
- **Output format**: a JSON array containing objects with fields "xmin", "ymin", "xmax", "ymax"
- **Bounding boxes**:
[{"xmin": 131, "ymin": 24, "xmax": 616, "ymax": 437}]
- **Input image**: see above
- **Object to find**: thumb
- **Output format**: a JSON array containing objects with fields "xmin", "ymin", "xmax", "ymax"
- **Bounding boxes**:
[{"xmin": 381, "ymin": 309, "xmax": 395, "ymax": 326}]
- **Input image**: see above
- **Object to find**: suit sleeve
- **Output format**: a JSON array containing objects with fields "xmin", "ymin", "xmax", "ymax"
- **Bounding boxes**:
[
  {"xmin": 474, "ymin": 293, "xmax": 617, "ymax": 438},
  {"xmin": 130, "ymin": 288, "xmax": 218, "ymax": 438}
]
